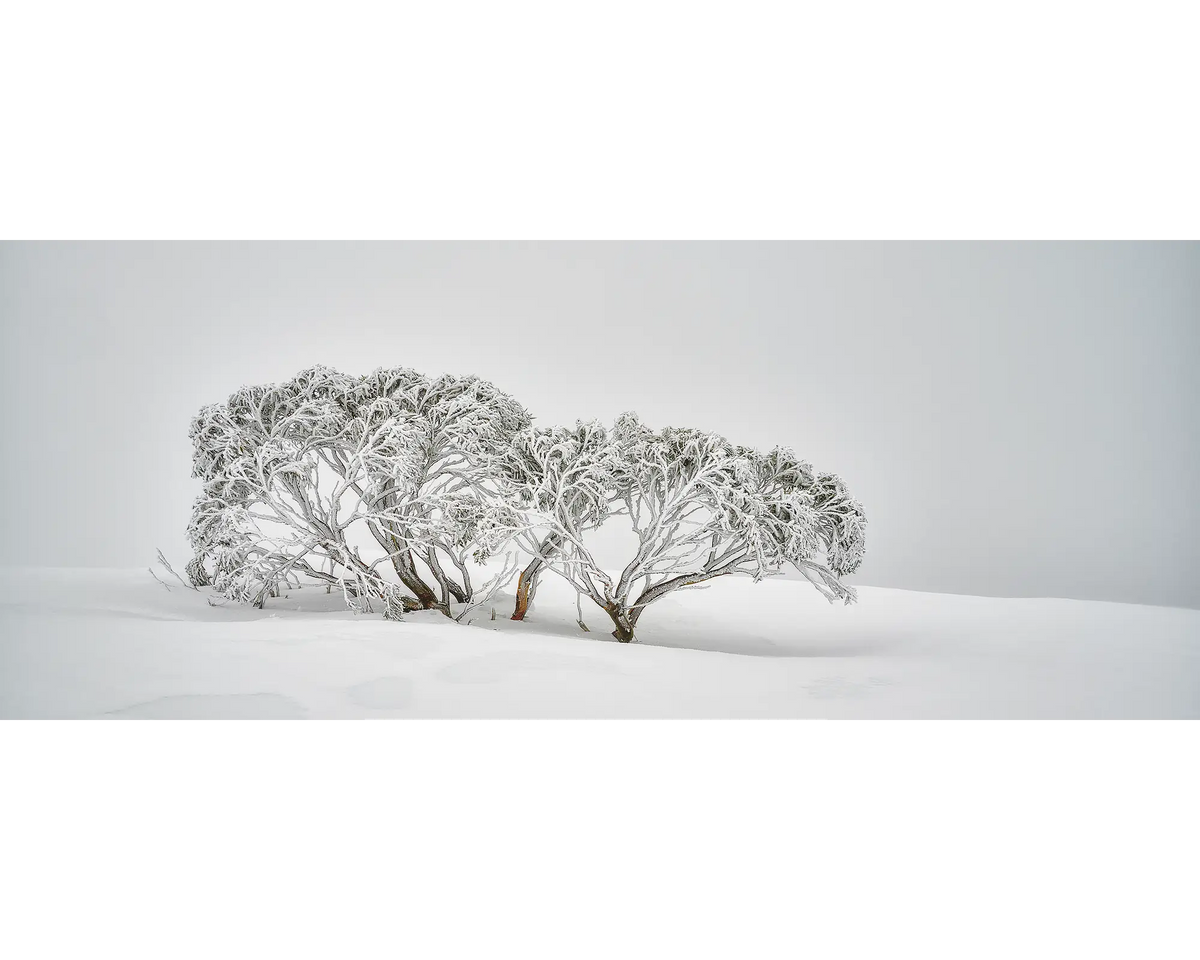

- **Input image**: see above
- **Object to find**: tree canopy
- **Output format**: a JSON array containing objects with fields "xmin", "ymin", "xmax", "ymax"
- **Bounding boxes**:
[{"xmin": 187, "ymin": 366, "xmax": 866, "ymax": 640}]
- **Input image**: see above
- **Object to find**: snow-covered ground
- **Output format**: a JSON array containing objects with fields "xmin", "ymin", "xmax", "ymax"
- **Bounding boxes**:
[{"xmin": 1, "ymin": 567, "xmax": 1197, "ymax": 718}]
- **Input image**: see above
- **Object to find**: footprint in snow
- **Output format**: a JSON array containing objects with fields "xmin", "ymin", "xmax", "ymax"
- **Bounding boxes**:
[{"xmin": 346, "ymin": 676, "xmax": 415, "ymax": 710}]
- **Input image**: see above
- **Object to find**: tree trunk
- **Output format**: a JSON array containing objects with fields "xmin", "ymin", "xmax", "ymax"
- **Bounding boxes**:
[
  {"xmin": 511, "ymin": 557, "xmax": 544, "ymax": 620},
  {"xmin": 511, "ymin": 533, "xmax": 561, "ymax": 620},
  {"xmin": 426, "ymin": 547, "xmax": 469, "ymax": 606},
  {"xmin": 604, "ymin": 603, "xmax": 637, "ymax": 642},
  {"xmin": 448, "ymin": 554, "xmax": 473, "ymax": 601},
  {"xmin": 367, "ymin": 518, "xmax": 441, "ymax": 610},
  {"xmin": 391, "ymin": 547, "xmax": 440, "ymax": 610}
]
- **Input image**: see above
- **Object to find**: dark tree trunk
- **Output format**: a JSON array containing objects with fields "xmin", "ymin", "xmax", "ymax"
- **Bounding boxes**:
[
  {"xmin": 391, "ymin": 547, "xmax": 440, "ymax": 610},
  {"xmin": 604, "ymin": 603, "xmax": 637, "ymax": 642},
  {"xmin": 604, "ymin": 569, "xmax": 738, "ymax": 642},
  {"xmin": 367, "ymin": 517, "xmax": 441, "ymax": 611}
]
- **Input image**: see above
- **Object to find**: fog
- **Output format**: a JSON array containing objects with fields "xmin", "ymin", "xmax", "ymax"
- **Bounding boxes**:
[{"xmin": 1, "ymin": 241, "xmax": 1196, "ymax": 607}]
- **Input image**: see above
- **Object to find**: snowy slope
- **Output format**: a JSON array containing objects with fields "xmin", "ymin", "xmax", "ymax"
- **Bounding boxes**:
[{"xmin": 1, "ymin": 567, "xmax": 1197, "ymax": 718}]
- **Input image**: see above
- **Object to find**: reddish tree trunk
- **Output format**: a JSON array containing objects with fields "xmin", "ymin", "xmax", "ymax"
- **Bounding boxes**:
[
  {"xmin": 511, "ymin": 533, "xmax": 562, "ymax": 620},
  {"xmin": 511, "ymin": 558, "xmax": 544, "ymax": 620}
]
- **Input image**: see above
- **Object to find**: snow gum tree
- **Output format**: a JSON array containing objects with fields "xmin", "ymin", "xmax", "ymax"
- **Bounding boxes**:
[
  {"xmin": 349, "ymin": 366, "xmax": 531, "ymax": 608},
  {"xmin": 486, "ymin": 421, "xmax": 627, "ymax": 621},
  {"xmin": 492, "ymin": 413, "xmax": 866, "ymax": 642},
  {"xmin": 187, "ymin": 365, "xmax": 530, "ymax": 618},
  {"xmin": 185, "ymin": 363, "xmax": 867, "ymax": 640}
]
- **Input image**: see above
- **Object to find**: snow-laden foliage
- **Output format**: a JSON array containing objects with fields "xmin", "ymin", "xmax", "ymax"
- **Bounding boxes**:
[
  {"xmin": 185, "ymin": 364, "xmax": 866, "ymax": 638},
  {"xmin": 187, "ymin": 365, "xmax": 530, "ymax": 618},
  {"xmin": 484, "ymin": 420, "xmax": 627, "ymax": 619},
  {"xmin": 491, "ymin": 413, "xmax": 866, "ymax": 641}
]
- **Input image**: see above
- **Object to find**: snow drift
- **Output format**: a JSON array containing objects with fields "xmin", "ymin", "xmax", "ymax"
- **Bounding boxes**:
[{"xmin": 1, "ymin": 567, "xmax": 1196, "ymax": 719}]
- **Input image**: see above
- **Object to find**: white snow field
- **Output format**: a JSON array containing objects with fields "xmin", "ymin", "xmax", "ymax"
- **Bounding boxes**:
[{"xmin": 1, "ymin": 567, "xmax": 1197, "ymax": 718}]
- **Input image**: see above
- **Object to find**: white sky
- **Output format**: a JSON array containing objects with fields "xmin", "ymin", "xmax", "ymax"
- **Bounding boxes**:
[{"xmin": 1, "ymin": 241, "xmax": 1196, "ymax": 607}]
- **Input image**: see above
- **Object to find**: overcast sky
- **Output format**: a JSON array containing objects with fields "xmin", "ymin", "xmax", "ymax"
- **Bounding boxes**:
[{"xmin": 1, "ymin": 241, "xmax": 1196, "ymax": 608}]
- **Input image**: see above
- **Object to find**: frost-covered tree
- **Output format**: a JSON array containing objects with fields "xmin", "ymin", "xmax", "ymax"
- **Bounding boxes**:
[
  {"xmin": 187, "ymin": 365, "xmax": 530, "ymax": 618},
  {"xmin": 346, "ymin": 366, "xmax": 531, "ymax": 607},
  {"xmin": 490, "ymin": 421, "xmax": 627, "ymax": 620},
  {"xmin": 492, "ymin": 414, "xmax": 866, "ymax": 642}
]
